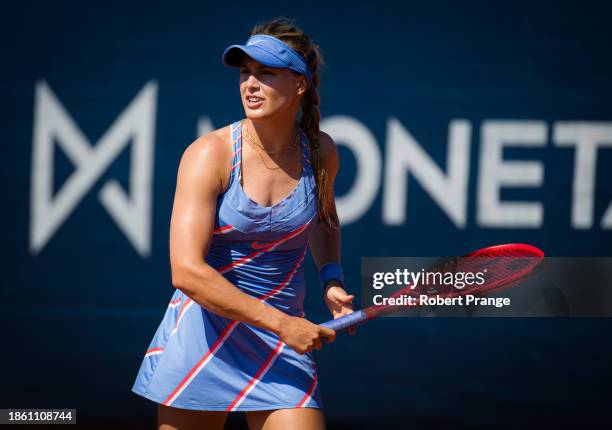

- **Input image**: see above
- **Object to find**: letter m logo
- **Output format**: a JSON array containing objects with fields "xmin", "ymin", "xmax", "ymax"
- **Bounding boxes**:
[{"xmin": 30, "ymin": 80, "xmax": 157, "ymax": 257}]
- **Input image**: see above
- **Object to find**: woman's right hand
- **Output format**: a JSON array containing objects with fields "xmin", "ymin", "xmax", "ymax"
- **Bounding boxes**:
[{"xmin": 279, "ymin": 315, "xmax": 336, "ymax": 354}]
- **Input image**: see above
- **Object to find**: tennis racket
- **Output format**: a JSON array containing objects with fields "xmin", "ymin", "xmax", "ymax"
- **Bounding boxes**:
[{"xmin": 321, "ymin": 243, "xmax": 544, "ymax": 332}]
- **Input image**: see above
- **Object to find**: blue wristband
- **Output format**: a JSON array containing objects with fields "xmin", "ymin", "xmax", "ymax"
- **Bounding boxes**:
[{"xmin": 319, "ymin": 262, "xmax": 344, "ymax": 291}]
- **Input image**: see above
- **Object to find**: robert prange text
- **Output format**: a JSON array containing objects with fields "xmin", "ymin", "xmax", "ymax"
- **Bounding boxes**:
[{"xmin": 372, "ymin": 294, "xmax": 511, "ymax": 308}]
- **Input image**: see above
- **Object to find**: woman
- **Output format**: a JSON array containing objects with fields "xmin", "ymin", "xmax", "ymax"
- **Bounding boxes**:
[{"xmin": 132, "ymin": 17, "xmax": 354, "ymax": 430}]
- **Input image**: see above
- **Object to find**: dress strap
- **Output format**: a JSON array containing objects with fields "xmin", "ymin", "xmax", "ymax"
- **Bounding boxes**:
[{"xmin": 228, "ymin": 120, "xmax": 243, "ymax": 188}]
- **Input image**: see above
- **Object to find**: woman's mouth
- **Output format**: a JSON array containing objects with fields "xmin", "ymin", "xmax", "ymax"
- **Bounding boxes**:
[{"xmin": 246, "ymin": 96, "xmax": 264, "ymax": 109}]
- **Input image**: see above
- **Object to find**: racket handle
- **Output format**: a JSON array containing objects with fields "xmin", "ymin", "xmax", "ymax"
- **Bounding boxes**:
[{"xmin": 320, "ymin": 310, "xmax": 367, "ymax": 332}]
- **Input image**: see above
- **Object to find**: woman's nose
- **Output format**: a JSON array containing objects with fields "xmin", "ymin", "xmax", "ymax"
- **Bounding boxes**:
[{"xmin": 245, "ymin": 73, "xmax": 260, "ymax": 87}]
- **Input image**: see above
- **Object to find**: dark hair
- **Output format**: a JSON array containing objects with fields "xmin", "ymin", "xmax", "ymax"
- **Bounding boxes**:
[{"xmin": 249, "ymin": 17, "xmax": 338, "ymax": 231}]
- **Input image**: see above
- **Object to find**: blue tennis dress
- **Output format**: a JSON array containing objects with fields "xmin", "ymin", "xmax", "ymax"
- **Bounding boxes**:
[{"xmin": 132, "ymin": 120, "xmax": 323, "ymax": 411}]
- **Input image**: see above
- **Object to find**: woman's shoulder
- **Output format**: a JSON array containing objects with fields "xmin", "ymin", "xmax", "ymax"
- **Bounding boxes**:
[
  {"xmin": 177, "ymin": 124, "xmax": 234, "ymax": 190},
  {"xmin": 182, "ymin": 124, "xmax": 233, "ymax": 163},
  {"xmin": 317, "ymin": 130, "xmax": 339, "ymax": 172},
  {"xmin": 190, "ymin": 123, "xmax": 232, "ymax": 151},
  {"xmin": 317, "ymin": 131, "xmax": 337, "ymax": 153}
]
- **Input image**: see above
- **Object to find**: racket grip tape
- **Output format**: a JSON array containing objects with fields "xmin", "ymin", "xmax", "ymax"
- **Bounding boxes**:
[{"xmin": 320, "ymin": 310, "xmax": 367, "ymax": 332}]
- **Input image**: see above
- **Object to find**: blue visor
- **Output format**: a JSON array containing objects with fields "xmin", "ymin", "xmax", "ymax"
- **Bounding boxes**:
[{"xmin": 222, "ymin": 34, "xmax": 312, "ymax": 86}]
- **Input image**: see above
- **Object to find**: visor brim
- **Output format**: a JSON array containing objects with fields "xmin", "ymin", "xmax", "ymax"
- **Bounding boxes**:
[{"xmin": 222, "ymin": 44, "xmax": 287, "ymax": 69}]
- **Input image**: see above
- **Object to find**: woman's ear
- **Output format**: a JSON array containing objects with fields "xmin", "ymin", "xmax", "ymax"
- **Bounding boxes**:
[{"xmin": 297, "ymin": 77, "xmax": 307, "ymax": 95}]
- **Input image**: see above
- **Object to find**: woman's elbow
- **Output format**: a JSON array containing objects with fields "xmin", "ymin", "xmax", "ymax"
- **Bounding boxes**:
[
  {"xmin": 171, "ymin": 259, "xmax": 212, "ymax": 292},
  {"xmin": 171, "ymin": 269, "xmax": 188, "ymax": 291},
  {"xmin": 171, "ymin": 260, "xmax": 196, "ymax": 290}
]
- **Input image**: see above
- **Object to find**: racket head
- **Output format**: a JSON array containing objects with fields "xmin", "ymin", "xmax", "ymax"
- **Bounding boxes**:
[
  {"xmin": 466, "ymin": 243, "xmax": 544, "ymax": 258},
  {"xmin": 371, "ymin": 243, "xmax": 545, "ymax": 315},
  {"xmin": 417, "ymin": 243, "xmax": 544, "ymax": 296},
  {"xmin": 324, "ymin": 243, "xmax": 545, "ymax": 332}
]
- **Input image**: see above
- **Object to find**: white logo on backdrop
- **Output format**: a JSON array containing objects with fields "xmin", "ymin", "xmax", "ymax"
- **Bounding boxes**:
[
  {"xmin": 28, "ymin": 82, "xmax": 611, "ymax": 258},
  {"xmin": 30, "ymin": 80, "xmax": 157, "ymax": 257}
]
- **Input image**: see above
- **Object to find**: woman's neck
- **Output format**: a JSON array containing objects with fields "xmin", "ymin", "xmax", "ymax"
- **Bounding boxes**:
[{"xmin": 247, "ymin": 113, "xmax": 299, "ymax": 154}]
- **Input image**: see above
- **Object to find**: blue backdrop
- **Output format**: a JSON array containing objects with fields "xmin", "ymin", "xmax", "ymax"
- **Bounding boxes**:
[{"xmin": 2, "ymin": 1, "xmax": 611, "ymax": 428}]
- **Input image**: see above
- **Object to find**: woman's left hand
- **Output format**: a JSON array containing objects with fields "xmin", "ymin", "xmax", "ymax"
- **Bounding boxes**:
[{"xmin": 324, "ymin": 282, "xmax": 356, "ymax": 336}]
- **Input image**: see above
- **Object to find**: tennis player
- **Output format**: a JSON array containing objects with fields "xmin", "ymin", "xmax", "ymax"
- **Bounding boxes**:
[{"xmin": 132, "ymin": 17, "xmax": 354, "ymax": 430}]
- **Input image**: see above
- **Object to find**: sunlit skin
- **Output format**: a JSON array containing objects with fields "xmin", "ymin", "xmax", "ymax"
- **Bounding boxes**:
[{"xmin": 158, "ymin": 54, "xmax": 354, "ymax": 430}]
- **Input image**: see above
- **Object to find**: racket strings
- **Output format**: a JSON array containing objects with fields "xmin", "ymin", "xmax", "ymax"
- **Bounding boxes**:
[
  {"xmin": 325, "ymin": 244, "xmax": 544, "ymax": 332},
  {"xmin": 380, "ymin": 256, "xmax": 542, "ymax": 312}
]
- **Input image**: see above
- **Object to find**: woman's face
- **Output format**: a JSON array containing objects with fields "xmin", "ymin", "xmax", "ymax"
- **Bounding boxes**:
[{"xmin": 239, "ymin": 56, "xmax": 306, "ymax": 120}]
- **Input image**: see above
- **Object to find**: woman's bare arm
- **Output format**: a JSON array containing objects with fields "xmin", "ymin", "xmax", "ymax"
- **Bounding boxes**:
[
  {"xmin": 308, "ymin": 132, "xmax": 341, "ymax": 270},
  {"xmin": 308, "ymin": 132, "xmax": 355, "ymax": 321}
]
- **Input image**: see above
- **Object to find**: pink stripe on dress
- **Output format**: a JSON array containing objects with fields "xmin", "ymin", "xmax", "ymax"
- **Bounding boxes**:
[
  {"xmin": 217, "ymin": 215, "xmax": 314, "ymax": 274},
  {"xmin": 296, "ymin": 373, "xmax": 318, "ymax": 407},
  {"xmin": 144, "ymin": 347, "xmax": 165, "ymax": 358},
  {"xmin": 226, "ymin": 340, "xmax": 286, "ymax": 411}
]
